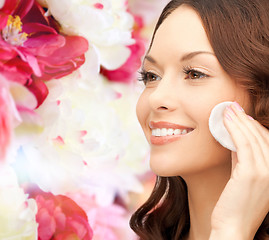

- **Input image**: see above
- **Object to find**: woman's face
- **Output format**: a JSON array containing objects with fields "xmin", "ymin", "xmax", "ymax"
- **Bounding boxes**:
[{"xmin": 136, "ymin": 5, "xmax": 251, "ymax": 177}]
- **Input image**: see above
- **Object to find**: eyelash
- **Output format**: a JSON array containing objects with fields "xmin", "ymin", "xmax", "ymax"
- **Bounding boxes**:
[
  {"xmin": 138, "ymin": 70, "xmax": 161, "ymax": 84},
  {"xmin": 138, "ymin": 67, "xmax": 209, "ymax": 84},
  {"xmin": 182, "ymin": 66, "xmax": 209, "ymax": 80}
]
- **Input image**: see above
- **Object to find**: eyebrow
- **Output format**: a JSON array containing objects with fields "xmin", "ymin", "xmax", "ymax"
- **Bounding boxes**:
[
  {"xmin": 144, "ymin": 55, "xmax": 157, "ymax": 64},
  {"xmin": 181, "ymin": 51, "xmax": 215, "ymax": 61},
  {"xmin": 144, "ymin": 51, "xmax": 215, "ymax": 64}
]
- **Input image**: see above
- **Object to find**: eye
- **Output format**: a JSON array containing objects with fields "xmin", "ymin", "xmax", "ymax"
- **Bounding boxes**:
[
  {"xmin": 138, "ymin": 70, "xmax": 161, "ymax": 84},
  {"xmin": 183, "ymin": 67, "xmax": 209, "ymax": 80}
]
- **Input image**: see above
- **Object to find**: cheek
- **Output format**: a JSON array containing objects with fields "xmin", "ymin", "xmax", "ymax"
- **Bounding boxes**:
[{"xmin": 185, "ymin": 84, "xmax": 238, "ymax": 125}]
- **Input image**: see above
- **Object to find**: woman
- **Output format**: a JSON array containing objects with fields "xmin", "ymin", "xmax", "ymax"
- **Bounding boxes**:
[{"xmin": 130, "ymin": 0, "xmax": 269, "ymax": 239}]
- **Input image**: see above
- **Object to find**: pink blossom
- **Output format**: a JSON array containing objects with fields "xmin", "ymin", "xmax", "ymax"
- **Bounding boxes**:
[
  {"xmin": 101, "ymin": 15, "xmax": 145, "ymax": 84},
  {"xmin": 29, "ymin": 187, "xmax": 93, "ymax": 240},
  {"xmin": 0, "ymin": 82, "xmax": 12, "ymax": 161},
  {"xmin": 0, "ymin": 0, "xmax": 19, "ymax": 29},
  {"xmin": 0, "ymin": 0, "xmax": 88, "ymax": 107},
  {"xmin": 68, "ymin": 192, "xmax": 136, "ymax": 240}
]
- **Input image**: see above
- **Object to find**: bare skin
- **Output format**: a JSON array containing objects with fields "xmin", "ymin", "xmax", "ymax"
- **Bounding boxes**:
[{"xmin": 136, "ymin": 5, "xmax": 269, "ymax": 240}]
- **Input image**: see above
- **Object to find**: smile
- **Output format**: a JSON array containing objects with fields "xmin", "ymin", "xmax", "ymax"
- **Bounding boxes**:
[
  {"xmin": 149, "ymin": 121, "xmax": 194, "ymax": 145},
  {"xmin": 152, "ymin": 128, "xmax": 192, "ymax": 136}
]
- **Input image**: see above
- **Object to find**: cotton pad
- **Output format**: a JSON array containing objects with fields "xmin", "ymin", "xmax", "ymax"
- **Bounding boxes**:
[{"xmin": 209, "ymin": 101, "xmax": 236, "ymax": 152}]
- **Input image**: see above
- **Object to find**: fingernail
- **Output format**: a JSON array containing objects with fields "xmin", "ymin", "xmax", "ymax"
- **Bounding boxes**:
[
  {"xmin": 225, "ymin": 112, "xmax": 233, "ymax": 121},
  {"xmin": 232, "ymin": 102, "xmax": 244, "ymax": 112},
  {"xmin": 225, "ymin": 106, "xmax": 234, "ymax": 121}
]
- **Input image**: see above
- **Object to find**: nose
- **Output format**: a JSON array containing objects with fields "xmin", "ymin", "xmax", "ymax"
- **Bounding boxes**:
[{"xmin": 149, "ymin": 75, "xmax": 178, "ymax": 112}]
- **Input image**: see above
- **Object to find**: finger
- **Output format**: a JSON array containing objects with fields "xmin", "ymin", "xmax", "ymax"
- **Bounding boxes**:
[
  {"xmin": 230, "ymin": 103, "xmax": 269, "ymax": 168},
  {"xmin": 250, "ymin": 120, "xmax": 269, "ymax": 168},
  {"xmin": 251, "ymin": 119, "xmax": 269, "ymax": 144},
  {"xmin": 223, "ymin": 106, "xmax": 256, "ymax": 168},
  {"xmin": 224, "ymin": 105, "xmax": 264, "ymax": 169},
  {"xmin": 231, "ymin": 103, "xmax": 268, "ymax": 142}
]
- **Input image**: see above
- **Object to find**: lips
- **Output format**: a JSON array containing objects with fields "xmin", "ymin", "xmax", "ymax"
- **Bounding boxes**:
[
  {"xmin": 149, "ymin": 121, "xmax": 192, "ymax": 130},
  {"xmin": 149, "ymin": 121, "xmax": 194, "ymax": 145}
]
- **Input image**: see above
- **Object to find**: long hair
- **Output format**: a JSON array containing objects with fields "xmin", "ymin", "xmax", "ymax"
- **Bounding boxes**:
[{"xmin": 130, "ymin": 0, "xmax": 269, "ymax": 239}]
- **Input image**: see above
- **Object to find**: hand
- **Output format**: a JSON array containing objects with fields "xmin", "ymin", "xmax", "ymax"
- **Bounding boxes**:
[{"xmin": 209, "ymin": 102, "xmax": 269, "ymax": 240}]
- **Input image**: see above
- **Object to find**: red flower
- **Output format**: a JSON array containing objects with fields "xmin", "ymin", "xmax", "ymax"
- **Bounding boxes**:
[
  {"xmin": 29, "ymin": 188, "xmax": 93, "ymax": 240},
  {"xmin": 0, "ymin": 0, "xmax": 88, "ymax": 107},
  {"xmin": 0, "ymin": 0, "xmax": 19, "ymax": 29},
  {"xmin": 101, "ymin": 15, "xmax": 146, "ymax": 84}
]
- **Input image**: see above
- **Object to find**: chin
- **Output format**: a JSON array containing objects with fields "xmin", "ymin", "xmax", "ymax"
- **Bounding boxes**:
[
  {"xmin": 149, "ymin": 156, "xmax": 197, "ymax": 177},
  {"xmin": 149, "ymin": 148, "xmax": 231, "ymax": 178}
]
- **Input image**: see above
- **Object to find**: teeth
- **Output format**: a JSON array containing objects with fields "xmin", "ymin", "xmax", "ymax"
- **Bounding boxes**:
[
  {"xmin": 152, "ymin": 128, "xmax": 191, "ymax": 137},
  {"xmin": 161, "ymin": 128, "xmax": 167, "ymax": 136},
  {"xmin": 182, "ymin": 129, "xmax": 187, "ymax": 135},
  {"xmin": 174, "ymin": 129, "xmax": 181, "ymax": 135},
  {"xmin": 167, "ymin": 128, "xmax": 174, "ymax": 136}
]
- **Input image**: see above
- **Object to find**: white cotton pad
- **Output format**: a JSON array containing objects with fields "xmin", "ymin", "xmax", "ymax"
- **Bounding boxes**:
[{"xmin": 209, "ymin": 101, "xmax": 236, "ymax": 152}]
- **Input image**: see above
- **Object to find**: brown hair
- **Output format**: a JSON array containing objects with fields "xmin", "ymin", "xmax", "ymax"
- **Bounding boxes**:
[{"xmin": 130, "ymin": 0, "xmax": 269, "ymax": 239}]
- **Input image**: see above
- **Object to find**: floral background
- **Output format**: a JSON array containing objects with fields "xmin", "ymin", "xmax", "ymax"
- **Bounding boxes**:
[{"xmin": 0, "ymin": 0, "xmax": 169, "ymax": 239}]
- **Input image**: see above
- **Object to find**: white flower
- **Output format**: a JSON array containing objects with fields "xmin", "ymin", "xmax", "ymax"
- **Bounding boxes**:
[
  {"xmin": 109, "ymin": 82, "xmax": 150, "ymax": 174},
  {"xmin": 0, "ymin": 78, "xmax": 23, "ymax": 127},
  {"xmin": 13, "ymin": 72, "xmax": 144, "ymax": 203},
  {"xmin": 9, "ymin": 82, "xmax": 39, "ymax": 126},
  {"xmin": 0, "ymin": 164, "xmax": 38, "ymax": 240},
  {"xmin": 0, "ymin": 76, "xmax": 37, "ymax": 162},
  {"xmin": 46, "ymin": 0, "xmax": 135, "ymax": 70},
  {"xmin": 0, "ymin": 0, "xmax": 5, "ymax": 9},
  {"xmin": 129, "ymin": 0, "xmax": 170, "ymax": 25}
]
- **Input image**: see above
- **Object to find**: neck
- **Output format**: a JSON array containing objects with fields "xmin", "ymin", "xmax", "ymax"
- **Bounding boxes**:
[{"xmin": 183, "ymin": 162, "xmax": 231, "ymax": 240}]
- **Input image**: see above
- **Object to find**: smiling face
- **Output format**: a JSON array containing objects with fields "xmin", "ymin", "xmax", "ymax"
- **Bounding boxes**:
[{"xmin": 136, "ymin": 5, "xmax": 252, "ymax": 177}]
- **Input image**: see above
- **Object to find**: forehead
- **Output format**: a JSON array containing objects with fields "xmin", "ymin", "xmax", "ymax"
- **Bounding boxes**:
[{"xmin": 149, "ymin": 5, "xmax": 214, "ymax": 60}]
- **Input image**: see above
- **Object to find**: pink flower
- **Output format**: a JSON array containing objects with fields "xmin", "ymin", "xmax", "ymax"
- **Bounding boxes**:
[
  {"xmin": 0, "ymin": 0, "xmax": 88, "ymax": 107},
  {"xmin": 0, "ymin": 0, "xmax": 19, "ymax": 29},
  {"xmin": 0, "ymin": 82, "xmax": 12, "ymax": 161},
  {"xmin": 68, "ymin": 192, "xmax": 136, "ymax": 240},
  {"xmin": 29, "ymin": 187, "xmax": 93, "ymax": 240},
  {"xmin": 101, "ymin": 15, "xmax": 145, "ymax": 84}
]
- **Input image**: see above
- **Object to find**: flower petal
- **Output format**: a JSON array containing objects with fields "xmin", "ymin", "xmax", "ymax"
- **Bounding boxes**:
[
  {"xmin": 10, "ymin": 81, "xmax": 37, "ymax": 110},
  {"xmin": 14, "ymin": 0, "xmax": 34, "ymax": 19},
  {"xmin": 23, "ymin": 52, "xmax": 42, "ymax": 76},
  {"xmin": 36, "ymin": 208, "xmax": 56, "ymax": 239},
  {"xmin": 15, "ymin": 48, "xmax": 41, "ymax": 77},
  {"xmin": 0, "ymin": 0, "xmax": 5, "ymax": 8},
  {"xmin": 0, "ymin": 59, "xmax": 32, "ymax": 84},
  {"xmin": 23, "ymin": 33, "xmax": 66, "ymax": 57},
  {"xmin": 37, "ymin": 55, "xmax": 85, "ymax": 80},
  {"xmin": 38, "ymin": 36, "xmax": 89, "ymax": 65},
  {"xmin": 33, "ymin": 36, "xmax": 88, "ymax": 80},
  {"xmin": 21, "ymin": 0, "xmax": 53, "ymax": 26},
  {"xmin": 98, "ymin": 44, "xmax": 131, "ymax": 70},
  {"xmin": 22, "ymin": 22, "xmax": 58, "ymax": 35},
  {"xmin": 27, "ymin": 79, "xmax": 49, "ymax": 108},
  {"xmin": 0, "ymin": 13, "xmax": 8, "ymax": 30},
  {"xmin": 0, "ymin": 165, "xmax": 38, "ymax": 238},
  {"xmin": 101, "ymin": 37, "xmax": 145, "ymax": 83},
  {"xmin": 29, "ymin": 189, "xmax": 93, "ymax": 240},
  {"xmin": 0, "ymin": 87, "xmax": 12, "ymax": 160},
  {"xmin": 0, "ymin": 0, "xmax": 19, "ymax": 12},
  {"xmin": 0, "ymin": 39, "xmax": 18, "ymax": 61}
]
